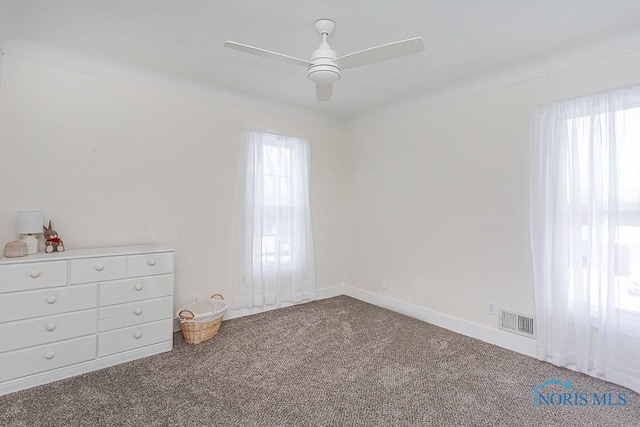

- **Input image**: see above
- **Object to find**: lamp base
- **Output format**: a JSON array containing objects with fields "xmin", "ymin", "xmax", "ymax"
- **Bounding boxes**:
[{"xmin": 21, "ymin": 235, "xmax": 39, "ymax": 255}]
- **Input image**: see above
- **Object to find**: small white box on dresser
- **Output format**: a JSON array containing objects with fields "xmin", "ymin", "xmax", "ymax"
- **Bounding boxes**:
[{"xmin": 0, "ymin": 245, "xmax": 175, "ymax": 396}]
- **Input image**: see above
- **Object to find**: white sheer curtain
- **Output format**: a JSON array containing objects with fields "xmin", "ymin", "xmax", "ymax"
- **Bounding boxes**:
[
  {"xmin": 230, "ymin": 130, "xmax": 316, "ymax": 309},
  {"xmin": 531, "ymin": 86, "xmax": 640, "ymax": 393}
]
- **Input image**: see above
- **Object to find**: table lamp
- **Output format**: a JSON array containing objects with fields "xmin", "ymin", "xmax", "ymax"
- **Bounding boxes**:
[{"xmin": 17, "ymin": 211, "xmax": 44, "ymax": 255}]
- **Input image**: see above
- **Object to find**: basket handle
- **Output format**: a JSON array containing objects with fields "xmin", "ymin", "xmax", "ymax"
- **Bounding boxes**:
[
  {"xmin": 210, "ymin": 293, "xmax": 225, "ymax": 300},
  {"xmin": 178, "ymin": 309, "xmax": 195, "ymax": 320}
]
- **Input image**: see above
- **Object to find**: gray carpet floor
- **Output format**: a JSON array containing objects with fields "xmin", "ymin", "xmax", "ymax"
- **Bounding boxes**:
[{"xmin": 1, "ymin": 295, "xmax": 639, "ymax": 426}]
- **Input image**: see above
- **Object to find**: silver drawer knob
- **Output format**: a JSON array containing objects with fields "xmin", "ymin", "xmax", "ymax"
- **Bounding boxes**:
[
  {"xmin": 46, "ymin": 295, "xmax": 57, "ymax": 304},
  {"xmin": 45, "ymin": 351, "xmax": 56, "ymax": 360},
  {"xmin": 46, "ymin": 323, "xmax": 57, "ymax": 332},
  {"xmin": 29, "ymin": 269, "xmax": 42, "ymax": 278},
  {"xmin": 134, "ymin": 331, "xmax": 142, "ymax": 339},
  {"xmin": 147, "ymin": 259, "xmax": 157, "ymax": 267},
  {"xmin": 95, "ymin": 263, "xmax": 105, "ymax": 271},
  {"xmin": 134, "ymin": 307, "xmax": 143, "ymax": 315},
  {"xmin": 135, "ymin": 283, "xmax": 143, "ymax": 291}
]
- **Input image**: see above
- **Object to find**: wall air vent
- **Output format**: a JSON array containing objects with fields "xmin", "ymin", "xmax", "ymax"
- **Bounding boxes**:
[{"xmin": 499, "ymin": 309, "xmax": 535, "ymax": 338}]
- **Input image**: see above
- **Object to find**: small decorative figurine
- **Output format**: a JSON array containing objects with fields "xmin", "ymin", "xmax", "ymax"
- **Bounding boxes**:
[{"xmin": 43, "ymin": 220, "xmax": 65, "ymax": 253}]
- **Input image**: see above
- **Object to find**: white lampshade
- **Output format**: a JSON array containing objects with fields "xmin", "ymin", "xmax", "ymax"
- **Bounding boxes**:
[{"xmin": 17, "ymin": 211, "xmax": 44, "ymax": 235}]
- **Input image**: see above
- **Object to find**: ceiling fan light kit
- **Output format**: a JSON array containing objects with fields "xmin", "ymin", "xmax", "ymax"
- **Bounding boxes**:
[
  {"xmin": 307, "ymin": 62, "xmax": 341, "ymax": 84},
  {"xmin": 224, "ymin": 18, "xmax": 425, "ymax": 102}
]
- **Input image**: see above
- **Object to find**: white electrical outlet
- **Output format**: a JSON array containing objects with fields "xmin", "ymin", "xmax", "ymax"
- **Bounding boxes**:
[{"xmin": 487, "ymin": 301, "xmax": 498, "ymax": 316}]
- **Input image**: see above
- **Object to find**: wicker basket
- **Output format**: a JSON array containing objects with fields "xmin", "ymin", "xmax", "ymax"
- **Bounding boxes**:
[
  {"xmin": 177, "ymin": 293, "xmax": 228, "ymax": 344},
  {"xmin": 3, "ymin": 241, "xmax": 28, "ymax": 258}
]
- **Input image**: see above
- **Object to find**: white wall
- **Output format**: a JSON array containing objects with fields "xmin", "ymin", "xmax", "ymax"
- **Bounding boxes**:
[
  {"xmin": 3, "ymin": 49, "xmax": 640, "ymax": 345},
  {"xmin": 345, "ymin": 51, "xmax": 640, "ymax": 330},
  {"xmin": 0, "ymin": 56, "xmax": 350, "ymax": 311}
]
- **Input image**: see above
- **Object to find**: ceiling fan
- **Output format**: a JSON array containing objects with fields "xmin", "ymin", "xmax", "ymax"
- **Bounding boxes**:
[{"xmin": 224, "ymin": 19, "xmax": 426, "ymax": 102}]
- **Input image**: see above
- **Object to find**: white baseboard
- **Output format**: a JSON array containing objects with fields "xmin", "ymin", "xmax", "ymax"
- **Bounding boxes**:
[
  {"xmin": 316, "ymin": 284, "xmax": 345, "ymax": 300},
  {"xmin": 173, "ymin": 285, "xmax": 348, "ymax": 330},
  {"xmin": 173, "ymin": 303, "xmax": 291, "ymax": 331},
  {"xmin": 342, "ymin": 286, "xmax": 537, "ymax": 358}
]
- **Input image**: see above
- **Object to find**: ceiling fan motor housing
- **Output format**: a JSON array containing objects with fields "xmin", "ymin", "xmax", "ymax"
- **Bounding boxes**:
[{"xmin": 307, "ymin": 38, "xmax": 341, "ymax": 84}]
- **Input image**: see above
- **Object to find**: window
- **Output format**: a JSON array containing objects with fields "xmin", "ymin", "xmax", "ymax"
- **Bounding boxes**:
[
  {"xmin": 229, "ymin": 130, "xmax": 316, "ymax": 309},
  {"xmin": 569, "ymin": 106, "xmax": 640, "ymax": 313},
  {"xmin": 531, "ymin": 86, "xmax": 640, "ymax": 394},
  {"xmin": 258, "ymin": 141, "xmax": 293, "ymax": 268}
]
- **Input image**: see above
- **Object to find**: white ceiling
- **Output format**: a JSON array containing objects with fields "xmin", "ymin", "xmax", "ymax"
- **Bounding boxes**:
[{"xmin": 2, "ymin": 0, "xmax": 640, "ymax": 127}]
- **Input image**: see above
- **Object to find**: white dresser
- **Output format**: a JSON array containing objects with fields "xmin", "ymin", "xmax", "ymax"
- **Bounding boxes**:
[{"xmin": 0, "ymin": 245, "xmax": 174, "ymax": 396}]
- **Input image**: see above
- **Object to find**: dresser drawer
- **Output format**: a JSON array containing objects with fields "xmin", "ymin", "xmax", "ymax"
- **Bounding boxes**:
[
  {"xmin": 0, "ymin": 284, "xmax": 97, "ymax": 322},
  {"xmin": 0, "ymin": 261, "xmax": 68, "ymax": 293},
  {"xmin": 0, "ymin": 335, "xmax": 96, "ymax": 382},
  {"xmin": 98, "ymin": 319, "xmax": 173, "ymax": 357},
  {"xmin": 99, "ymin": 297, "xmax": 173, "ymax": 332},
  {"xmin": 0, "ymin": 309, "xmax": 97, "ymax": 352},
  {"xmin": 99, "ymin": 275, "xmax": 173, "ymax": 306},
  {"xmin": 127, "ymin": 252, "xmax": 173, "ymax": 278},
  {"xmin": 69, "ymin": 256, "xmax": 126, "ymax": 285}
]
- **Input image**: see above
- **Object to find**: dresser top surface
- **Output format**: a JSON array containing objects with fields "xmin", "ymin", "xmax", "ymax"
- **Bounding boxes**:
[{"xmin": 0, "ymin": 245, "xmax": 174, "ymax": 265}]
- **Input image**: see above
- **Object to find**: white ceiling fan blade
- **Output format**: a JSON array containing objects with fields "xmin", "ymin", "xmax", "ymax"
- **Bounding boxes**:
[
  {"xmin": 336, "ymin": 37, "xmax": 425, "ymax": 70},
  {"xmin": 316, "ymin": 84, "xmax": 333, "ymax": 102},
  {"xmin": 224, "ymin": 41, "xmax": 311, "ymax": 67}
]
